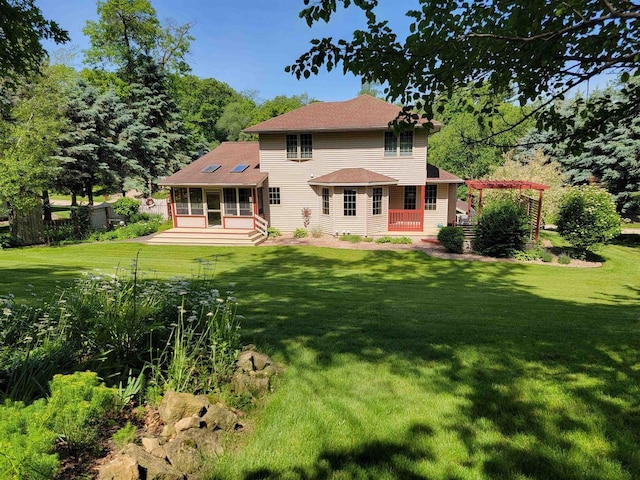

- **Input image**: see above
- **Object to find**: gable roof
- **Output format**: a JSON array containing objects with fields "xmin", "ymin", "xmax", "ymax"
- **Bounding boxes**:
[
  {"xmin": 426, "ymin": 164, "xmax": 464, "ymax": 184},
  {"xmin": 308, "ymin": 168, "xmax": 398, "ymax": 186},
  {"xmin": 244, "ymin": 95, "xmax": 443, "ymax": 134},
  {"xmin": 159, "ymin": 142, "xmax": 267, "ymax": 187}
]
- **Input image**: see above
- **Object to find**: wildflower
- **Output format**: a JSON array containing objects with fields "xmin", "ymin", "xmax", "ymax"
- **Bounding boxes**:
[
  {"xmin": 206, "ymin": 312, "xmax": 214, "ymax": 317},
  {"xmin": 2, "ymin": 308, "xmax": 11, "ymax": 316},
  {"xmin": 229, "ymin": 282, "xmax": 236, "ymax": 287},
  {"xmin": 216, "ymin": 298, "xmax": 225, "ymax": 303}
]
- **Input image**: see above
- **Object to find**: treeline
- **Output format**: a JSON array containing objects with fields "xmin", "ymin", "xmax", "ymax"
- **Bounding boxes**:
[{"xmin": 0, "ymin": 0, "xmax": 312, "ymax": 229}]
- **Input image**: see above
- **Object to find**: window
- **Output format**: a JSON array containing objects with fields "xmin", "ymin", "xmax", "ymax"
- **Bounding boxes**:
[
  {"xmin": 384, "ymin": 131, "xmax": 413, "ymax": 157},
  {"xmin": 322, "ymin": 188, "xmax": 330, "ymax": 215},
  {"xmin": 404, "ymin": 186, "xmax": 417, "ymax": 210},
  {"xmin": 174, "ymin": 187, "xmax": 203, "ymax": 215},
  {"xmin": 174, "ymin": 187, "xmax": 189, "ymax": 215},
  {"xmin": 269, "ymin": 187, "xmax": 281, "ymax": 205},
  {"xmin": 344, "ymin": 189, "xmax": 356, "ymax": 216},
  {"xmin": 223, "ymin": 188, "xmax": 237, "ymax": 215},
  {"xmin": 400, "ymin": 131, "xmax": 413, "ymax": 156},
  {"xmin": 384, "ymin": 132, "xmax": 397, "ymax": 157},
  {"xmin": 286, "ymin": 133, "xmax": 313, "ymax": 160},
  {"xmin": 189, "ymin": 188, "xmax": 204, "ymax": 215},
  {"xmin": 425, "ymin": 184, "xmax": 437, "ymax": 210},
  {"xmin": 372, "ymin": 187, "xmax": 382, "ymax": 215}
]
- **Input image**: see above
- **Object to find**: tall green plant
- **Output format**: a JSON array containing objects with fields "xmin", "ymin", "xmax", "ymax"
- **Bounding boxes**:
[
  {"xmin": 556, "ymin": 186, "xmax": 621, "ymax": 257},
  {"xmin": 472, "ymin": 200, "xmax": 530, "ymax": 257}
]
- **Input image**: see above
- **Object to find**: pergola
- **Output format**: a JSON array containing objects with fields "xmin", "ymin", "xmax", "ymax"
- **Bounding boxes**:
[{"xmin": 465, "ymin": 180, "xmax": 550, "ymax": 242}]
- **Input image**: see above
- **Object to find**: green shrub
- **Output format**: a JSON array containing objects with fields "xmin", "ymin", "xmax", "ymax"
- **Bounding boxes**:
[
  {"xmin": 375, "ymin": 236, "xmax": 392, "ymax": 243},
  {"xmin": 0, "ymin": 234, "xmax": 22, "ymax": 249},
  {"xmin": 556, "ymin": 186, "xmax": 621, "ymax": 258},
  {"xmin": 267, "ymin": 227, "xmax": 281, "ymax": 238},
  {"xmin": 437, "ymin": 226, "xmax": 464, "ymax": 253},
  {"xmin": 541, "ymin": 251, "xmax": 553, "ymax": 262},
  {"xmin": 311, "ymin": 227, "xmax": 323, "ymax": 238},
  {"xmin": 390, "ymin": 237, "xmax": 413, "ymax": 244},
  {"xmin": 339, "ymin": 234, "xmax": 362, "ymax": 243},
  {"xmin": 112, "ymin": 197, "xmax": 140, "ymax": 220},
  {"xmin": 293, "ymin": 228, "xmax": 308, "ymax": 239},
  {"xmin": 558, "ymin": 253, "xmax": 572, "ymax": 265},
  {"xmin": 112, "ymin": 421, "xmax": 137, "ymax": 448},
  {"xmin": 472, "ymin": 200, "xmax": 530, "ymax": 257}
]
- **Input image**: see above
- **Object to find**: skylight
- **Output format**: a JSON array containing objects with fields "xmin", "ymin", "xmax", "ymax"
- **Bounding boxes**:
[
  {"xmin": 231, "ymin": 164, "xmax": 249, "ymax": 173},
  {"xmin": 201, "ymin": 164, "xmax": 221, "ymax": 173}
]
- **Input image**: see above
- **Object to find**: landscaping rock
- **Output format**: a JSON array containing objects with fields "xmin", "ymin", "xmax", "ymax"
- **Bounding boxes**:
[
  {"xmin": 159, "ymin": 391, "xmax": 208, "ymax": 425},
  {"xmin": 164, "ymin": 428, "xmax": 223, "ymax": 475},
  {"xmin": 237, "ymin": 350, "xmax": 273, "ymax": 372},
  {"xmin": 201, "ymin": 402, "xmax": 240, "ymax": 431},
  {"xmin": 142, "ymin": 436, "xmax": 167, "ymax": 459},
  {"xmin": 98, "ymin": 453, "xmax": 139, "ymax": 480},
  {"xmin": 174, "ymin": 415, "xmax": 203, "ymax": 432},
  {"xmin": 231, "ymin": 370, "xmax": 271, "ymax": 398},
  {"xmin": 98, "ymin": 444, "xmax": 184, "ymax": 480}
]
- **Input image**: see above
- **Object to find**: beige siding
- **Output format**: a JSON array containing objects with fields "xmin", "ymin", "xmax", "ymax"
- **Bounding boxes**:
[
  {"xmin": 367, "ymin": 186, "xmax": 388, "ymax": 235},
  {"xmin": 424, "ymin": 184, "xmax": 449, "ymax": 227},
  {"xmin": 333, "ymin": 187, "xmax": 366, "ymax": 236},
  {"xmin": 260, "ymin": 130, "xmax": 428, "ymax": 232},
  {"xmin": 447, "ymin": 184, "xmax": 458, "ymax": 225}
]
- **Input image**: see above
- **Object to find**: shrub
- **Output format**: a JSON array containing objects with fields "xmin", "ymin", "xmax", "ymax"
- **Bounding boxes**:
[
  {"xmin": 541, "ymin": 251, "xmax": 553, "ymax": 262},
  {"xmin": 293, "ymin": 228, "xmax": 308, "ymax": 239},
  {"xmin": 556, "ymin": 186, "xmax": 621, "ymax": 258},
  {"xmin": 390, "ymin": 236, "xmax": 413, "ymax": 244},
  {"xmin": 472, "ymin": 200, "xmax": 530, "ymax": 257},
  {"xmin": 558, "ymin": 253, "xmax": 572, "ymax": 265},
  {"xmin": 437, "ymin": 226, "xmax": 464, "ymax": 253},
  {"xmin": 375, "ymin": 236, "xmax": 392, "ymax": 243},
  {"xmin": 0, "ymin": 233, "xmax": 22, "ymax": 249},
  {"xmin": 112, "ymin": 197, "xmax": 140, "ymax": 220},
  {"xmin": 339, "ymin": 234, "xmax": 362, "ymax": 243},
  {"xmin": 112, "ymin": 421, "xmax": 136, "ymax": 448},
  {"xmin": 311, "ymin": 227, "xmax": 323, "ymax": 238},
  {"xmin": 267, "ymin": 227, "xmax": 281, "ymax": 238}
]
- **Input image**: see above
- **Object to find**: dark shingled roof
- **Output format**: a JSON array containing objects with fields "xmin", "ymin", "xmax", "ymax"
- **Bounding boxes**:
[
  {"xmin": 160, "ymin": 142, "xmax": 267, "ymax": 187},
  {"xmin": 426, "ymin": 164, "xmax": 464, "ymax": 183},
  {"xmin": 308, "ymin": 168, "xmax": 398, "ymax": 186},
  {"xmin": 244, "ymin": 95, "xmax": 443, "ymax": 134}
]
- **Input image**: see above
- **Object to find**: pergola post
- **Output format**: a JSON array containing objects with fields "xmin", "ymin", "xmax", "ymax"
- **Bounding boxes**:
[{"xmin": 535, "ymin": 189, "xmax": 544, "ymax": 242}]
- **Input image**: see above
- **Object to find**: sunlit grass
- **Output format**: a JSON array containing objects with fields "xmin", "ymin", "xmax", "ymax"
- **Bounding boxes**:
[{"xmin": 1, "ymin": 235, "xmax": 640, "ymax": 479}]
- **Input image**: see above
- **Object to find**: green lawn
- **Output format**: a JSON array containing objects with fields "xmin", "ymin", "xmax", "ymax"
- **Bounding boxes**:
[{"xmin": 1, "ymin": 240, "xmax": 640, "ymax": 479}]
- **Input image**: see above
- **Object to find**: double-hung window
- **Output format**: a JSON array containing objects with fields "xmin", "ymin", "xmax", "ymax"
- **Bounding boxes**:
[
  {"xmin": 344, "ymin": 189, "xmax": 356, "ymax": 216},
  {"xmin": 425, "ymin": 185, "xmax": 437, "ymax": 210},
  {"xmin": 384, "ymin": 131, "xmax": 413, "ymax": 156},
  {"xmin": 322, "ymin": 188, "xmax": 330, "ymax": 215},
  {"xmin": 286, "ymin": 133, "xmax": 313, "ymax": 160},
  {"xmin": 372, "ymin": 187, "xmax": 382, "ymax": 215}
]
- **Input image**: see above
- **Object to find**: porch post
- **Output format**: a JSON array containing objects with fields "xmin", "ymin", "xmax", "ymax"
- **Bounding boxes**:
[
  {"xmin": 420, "ymin": 184, "xmax": 425, "ymax": 231},
  {"xmin": 169, "ymin": 188, "xmax": 177, "ymax": 228},
  {"xmin": 478, "ymin": 188, "xmax": 484, "ymax": 215}
]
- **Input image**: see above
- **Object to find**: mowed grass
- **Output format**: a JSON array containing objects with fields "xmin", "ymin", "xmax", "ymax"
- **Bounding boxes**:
[{"xmin": 1, "ymin": 238, "xmax": 640, "ymax": 479}]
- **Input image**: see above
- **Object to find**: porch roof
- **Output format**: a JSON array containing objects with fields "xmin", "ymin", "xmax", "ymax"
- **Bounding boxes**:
[
  {"xmin": 426, "ymin": 164, "xmax": 464, "ymax": 184},
  {"xmin": 159, "ymin": 142, "xmax": 267, "ymax": 187},
  {"xmin": 308, "ymin": 168, "xmax": 398, "ymax": 186}
]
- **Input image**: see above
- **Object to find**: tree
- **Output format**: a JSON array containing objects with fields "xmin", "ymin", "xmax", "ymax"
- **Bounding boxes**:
[
  {"xmin": 250, "ymin": 94, "xmax": 312, "ymax": 125},
  {"xmin": 289, "ymin": 1, "xmax": 640, "ymax": 147},
  {"xmin": 0, "ymin": 65, "xmax": 68, "ymax": 236},
  {"xmin": 556, "ymin": 186, "xmax": 621, "ymax": 257},
  {"xmin": 216, "ymin": 97, "xmax": 258, "ymax": 141},
  {"xmin": 170, "ymin": 74, "xmax": 244, "ymax": 145},
  {"xmin": 429, "ymin": 85, "xmax": 534, "ymax": 180},
  {"xmin": 522, "ymin": 77, "xmax": 640, "ymax": 216},
  {"xmin": 0, "ymin": 0, "xmax": 69, "ymax": 88},
  {"xmin": 472, "ymin": 200, "xmax": 530, "ymax": 258},
  {"xmin": 83, "ymin": 0, "xmax": 193, "ymax": 80},
  {"xmin": 485, "ymin": 150, "xmax": 566, "ymax": 224}
]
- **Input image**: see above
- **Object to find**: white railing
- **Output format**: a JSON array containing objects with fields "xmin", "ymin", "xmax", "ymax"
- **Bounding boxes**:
[{"xmin": 254, "ymin": 215, "xmax": 268, "ymax": 237}]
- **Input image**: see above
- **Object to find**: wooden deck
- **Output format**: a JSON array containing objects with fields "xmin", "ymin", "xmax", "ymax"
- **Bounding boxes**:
[{"xmin": 146, "ymin": 228, "xmax": 267, "ymax": 246}]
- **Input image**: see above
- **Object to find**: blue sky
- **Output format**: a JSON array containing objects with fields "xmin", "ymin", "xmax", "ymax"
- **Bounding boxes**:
[{"xmin": 36, "ymin": 0, "xmax": 411, "ymax": 103}]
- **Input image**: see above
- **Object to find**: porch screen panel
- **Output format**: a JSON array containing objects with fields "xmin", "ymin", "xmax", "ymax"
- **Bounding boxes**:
[
  {"xmin": 223, "ymin": 188, "xmax": 237, "ymax": 215},
  {"xmin": 174, "ymin": 188, "xmax": 189, "ymax": 215},
  {"xmin": 239, "ymin": 188, "xmax": 252, "ymax": 216},
  {"xmin": 189, "ymin": 188, "xmax": 204, "ymax": 215}
]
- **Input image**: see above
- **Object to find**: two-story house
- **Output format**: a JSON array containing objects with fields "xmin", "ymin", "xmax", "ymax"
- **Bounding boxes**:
[{"xmin": 157, "ymin": 95, "xmax": 462, "ymax": 245}]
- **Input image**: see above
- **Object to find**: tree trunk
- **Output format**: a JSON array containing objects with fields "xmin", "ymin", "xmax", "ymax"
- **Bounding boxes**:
[
  {"xmin": 71, "ymin": 192, "xmax": 77, "ymax": 206},
  {"xmin": 86, "ymin": 183, "xmax": 94, "ymax": 205},
  {"xmin": 42, "ymin": 190, "xmax": 52, "ymax": 222}
]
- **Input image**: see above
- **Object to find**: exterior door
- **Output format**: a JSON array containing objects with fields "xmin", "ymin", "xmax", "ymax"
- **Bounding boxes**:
[{"xmin": 206, "ymin": 191, "xmax": 222, "ymax": 227}]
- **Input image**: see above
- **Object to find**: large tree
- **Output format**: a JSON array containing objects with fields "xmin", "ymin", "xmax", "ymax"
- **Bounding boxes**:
[
  {"xmin": 288, "ymin": 1, "xmax": 639, "ymax": 147},
  {"xmin": 0, "ymin": 0, "xmax": 69, "ymax": 88},
  {"xmin": 83, "ymin": 0, "xmax": 193, "ymax": 80}
]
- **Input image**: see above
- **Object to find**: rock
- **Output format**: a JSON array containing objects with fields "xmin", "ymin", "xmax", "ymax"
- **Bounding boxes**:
[
  {"xmin": 174, "ymin": 415, "xmax": 203, "ymax": 432},
  {"xmin": 236, "ymin": 350, "xmax": 274, "ymax": 372},
  {"xmin": 231, "ymin": 371, "xmax": 270, "ymax": 398},
  {"xmin": 123, "ymin": 444, "xmax": 185, "ymax": 480},
  {"xmin": 201, "ymin": 402, "xmax": 239, "ymax": 431},
  {"xmin": 160, "ymin": 424, "xmax": 176, "ymax": 439},
  {"xmin": 159, "ymin": 391, "xmax": 208, "ymax": 425},
  {"xmin": 164, "ymin": 428, "xmax": 223, "ymax": 475},
  {"xmin": 142, "ymin": 436, "xmax": 167, "ymax": 459},
  {"xmin": 98, "ymin": 453, "xmax": 139, "ymax": 480}
]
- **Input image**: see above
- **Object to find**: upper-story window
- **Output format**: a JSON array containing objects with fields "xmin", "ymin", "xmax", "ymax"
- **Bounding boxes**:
[
  {"xmin": 286, "ymin": 133, "xmax": 313, "ymax": 160},
  {"xmin": 384, "ymin": 131, "xmax": 413, "ymax": 157}
]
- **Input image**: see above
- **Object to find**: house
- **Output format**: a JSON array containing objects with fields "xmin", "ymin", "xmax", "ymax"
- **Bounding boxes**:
[{"xmin": 158, "ymin": 95, "xmax": 463, "ymax": 244}]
